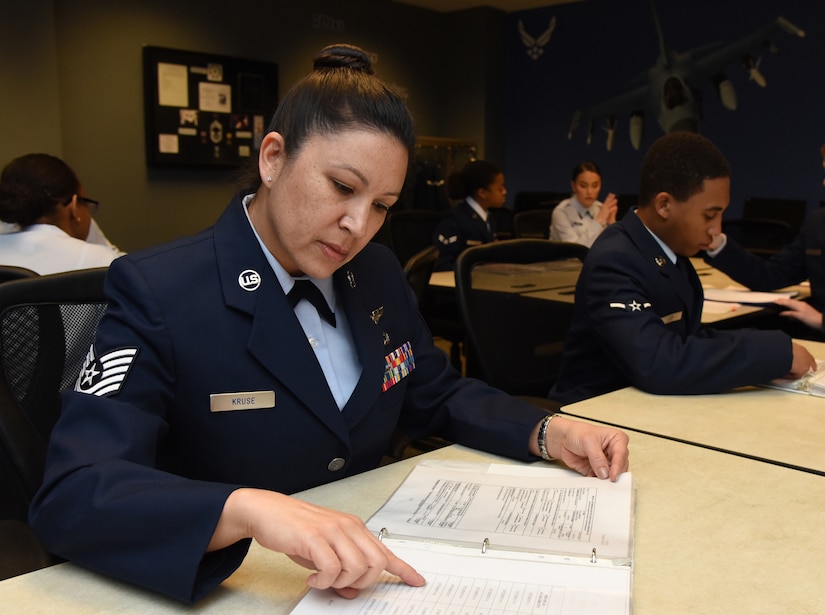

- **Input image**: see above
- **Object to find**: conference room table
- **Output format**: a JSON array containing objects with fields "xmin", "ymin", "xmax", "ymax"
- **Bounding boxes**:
[
  {"xmin": 560, "ymin": 339, "xmax": 825, "ymax": 476},
  {"xmin": 432, "ymin": 256, "xmax": 809, "ymax": 325},
  {"xmin": 1, "ymin": 433, "xmax": 823, "ymax": 614}
]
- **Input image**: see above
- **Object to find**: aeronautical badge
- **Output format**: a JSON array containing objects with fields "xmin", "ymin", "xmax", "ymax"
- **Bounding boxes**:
[
  {"xmin": 609, "ymin": 300, "xmax": 652, "ymax": 312},
  {"xmin": 75, "ymin": 345, "xmax": 139, "ymax": 397},
  {"xmin": 437, "ymin": 234, "xmax": 458, "ymax": 246},
  {"xmin": 382, "ymin": 341, "xmax": 415, "ymax": 392}
]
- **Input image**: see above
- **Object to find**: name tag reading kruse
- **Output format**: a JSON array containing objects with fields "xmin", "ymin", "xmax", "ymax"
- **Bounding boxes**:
[{"xmin": 210, "ymin": 390, "xmax": 276, "ymax": 412}]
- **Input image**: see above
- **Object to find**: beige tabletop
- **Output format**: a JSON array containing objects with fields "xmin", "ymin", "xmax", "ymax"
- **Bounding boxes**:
[
  {"xmin": 438, "ymin": 255, "xmax": 807, "ymax": 324},
  {"xmin": 429, "ymin": 259, "xmax": 582, "ymax": 293},
  {"xmin": 561, "ymin": 341, "xmax": 825, "ymax": 473},
  {"xmin": 1, "ymin": 436, "xmax": 824, "ymax": 614}
]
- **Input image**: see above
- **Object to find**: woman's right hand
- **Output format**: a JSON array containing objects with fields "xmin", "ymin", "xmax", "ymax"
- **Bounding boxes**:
[
  {"xmin": 597, "ymin": 192, "xmax": 618, "ymax": 225},
  {"xmin": 209, "ymin": 488, "xmax": 426, "ymax": 599}
]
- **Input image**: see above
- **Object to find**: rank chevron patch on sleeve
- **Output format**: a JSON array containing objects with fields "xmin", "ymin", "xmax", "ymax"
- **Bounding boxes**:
[{"xmin": 75, "ymin": 345, "xmax": 139, "ymax": 397}]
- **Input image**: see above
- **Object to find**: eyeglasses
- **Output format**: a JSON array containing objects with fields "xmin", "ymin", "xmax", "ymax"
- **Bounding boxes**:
[{"xmin": 77, "ymin": 196, "xmax": 100, "ymax": 215}]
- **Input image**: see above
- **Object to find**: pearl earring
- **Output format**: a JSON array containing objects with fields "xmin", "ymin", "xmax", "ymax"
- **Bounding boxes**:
[{"xmin": 266, "ymin": 176, "xmax": 271, "ymax": 182}]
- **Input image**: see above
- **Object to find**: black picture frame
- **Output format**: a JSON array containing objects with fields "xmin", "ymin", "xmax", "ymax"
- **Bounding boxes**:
[{"xmin": 142, "ymin": 46, "xmax": 278, "ymax": 168}]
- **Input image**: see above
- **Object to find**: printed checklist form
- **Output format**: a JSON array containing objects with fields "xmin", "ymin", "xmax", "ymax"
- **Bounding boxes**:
[{"xmin": 291, "ymin": 460, "xmax": 635, "ymax": 614}]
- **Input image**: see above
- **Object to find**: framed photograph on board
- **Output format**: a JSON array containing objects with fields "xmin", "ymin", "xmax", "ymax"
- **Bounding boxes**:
[{"xmin": 143, "ymin": 46, "xmax": 278, "ymax": 167}]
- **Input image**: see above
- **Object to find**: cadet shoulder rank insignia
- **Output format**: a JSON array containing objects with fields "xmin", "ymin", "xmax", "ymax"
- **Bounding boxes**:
[
  {"xmin": 75, "ymin": 345, "xmax": 139, "ymax": 397},
  {"xmin": 382, "ymin": 341, "xmax": 415, "ymax": 392},
  {"xmin": 608, "ymin": 299, "xmax": 651, "ymax": 312}
]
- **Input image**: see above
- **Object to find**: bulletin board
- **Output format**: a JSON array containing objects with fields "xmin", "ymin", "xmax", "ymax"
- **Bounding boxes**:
[{"xmin": 142, "ymin": 46, "xmax": 278, "ymax": 168}]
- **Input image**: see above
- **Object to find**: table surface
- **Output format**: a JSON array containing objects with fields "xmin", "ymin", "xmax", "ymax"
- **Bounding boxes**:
[
  {"xmin": 2, "ymin": 435, "xmax": 824, "ymax": 614},
  {"xmin": 431, "ymin": 256, "xmax": 808, "ymax": 324},
  {"xmin": 562, "ymin": 339, "xmax": 825, "ymax": 474}
]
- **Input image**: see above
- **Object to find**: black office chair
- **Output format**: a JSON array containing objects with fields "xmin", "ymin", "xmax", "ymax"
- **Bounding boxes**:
[
  {"xmin": 386, "ymin": 209, "xmax": 445, "ymax": 266},
  {"xmin": 488, "ymin": 207, "xmax": 515, "ymax": 240},
  {"xmin": 723, "ymin": 218, "xmax": 793, "ymax": 258},
  {"xmin": 743, "ymin": 197, "xmax": 806, "ymax": 237},
  {"xmin": 512, "ymin": 191, "xmax": 568, "ymax": 214},
  {"xmin": 616, "ymin": 194, "xmax": 638, "ymax": 220},
  {"xmin": 0, "ymin": 267, "xmax": 108, "ymax": 579},
  {"xmin": 456, "ymin": 239, "xmax": 588, "ymax": 398},
  {"xmin": 513, "ymin": 209, "xmax": 553, "ymax": 239},
  {"xmin": 403, "ymin": 245, "xmax": 439, "ymax": 304},
  {"xmin": 0, "ymin": 266, "xmax": 38, "ymax": 283}
]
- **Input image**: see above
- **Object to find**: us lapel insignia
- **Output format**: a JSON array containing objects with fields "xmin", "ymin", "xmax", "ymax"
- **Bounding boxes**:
[
  {"xmin": 347, "ymin": 270, "xmax": 356, "ymax": 288},
  {"xmin": 382, "ymin": 331, "xmax": 390, "ymax": 346},
  {"xmin": 654, "ymin": 256, "xmax": 665, "ymax": 267},
  {"xmin": 370, "ymin": 306, "xmax": 384, "ymax": 324}
]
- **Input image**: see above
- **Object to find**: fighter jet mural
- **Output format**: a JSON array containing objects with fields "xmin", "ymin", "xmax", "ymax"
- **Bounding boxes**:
[{"xmin": 567, "ymin": 5, "xmax": 805, "ymax": 151}]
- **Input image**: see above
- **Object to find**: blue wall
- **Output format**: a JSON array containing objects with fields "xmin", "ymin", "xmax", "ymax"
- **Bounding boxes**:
[{"xmin": 505, "ymin": 0, "xmax": 823, "ymax": 218}]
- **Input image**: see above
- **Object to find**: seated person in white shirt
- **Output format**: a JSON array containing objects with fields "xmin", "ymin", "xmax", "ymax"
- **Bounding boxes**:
[
  {"xmin": 0, "ymin": 153, "xmax": 123, "ymax": 274},
  {"xmin": 549, "ymin": 161, "xmax": 618, "ymax": 248}
]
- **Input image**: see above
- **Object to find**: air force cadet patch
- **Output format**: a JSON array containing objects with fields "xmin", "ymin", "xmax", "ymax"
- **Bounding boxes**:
[
  {"xmin": 75, "ymin": 345, "xmax": 138, "ymax": 396},
  {"xmin": 609, "ymin": 300, "xmax": 652, "ymax": 312}
]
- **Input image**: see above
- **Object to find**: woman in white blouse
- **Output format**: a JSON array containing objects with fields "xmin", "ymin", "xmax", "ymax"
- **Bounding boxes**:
[
  {"xmin": 0, "ymin": 153, "xmax": 123, "ymax": 274},
  {"xmin": 549, "ymin": 161, "xmax": 617, "ymax": 248}
]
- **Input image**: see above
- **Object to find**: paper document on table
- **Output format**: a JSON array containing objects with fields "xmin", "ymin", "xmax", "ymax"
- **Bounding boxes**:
[
  {"xmin": 367, "ymin": 460, "xmax": 633, "ymax": 561},
  {"xmin": 703, "ymin": 287, "xmax": 796, "ymax": 304},
  {"xmin": 763, "ymin": 359, "xmax": 825, "ymax": 398},
  {"xmin": 290, "ymin": 540, "xmax": 631, "ymax": 614},
  {"xmin": 290, "ymin": 460, "xmax": 634, "ymax": 614}
]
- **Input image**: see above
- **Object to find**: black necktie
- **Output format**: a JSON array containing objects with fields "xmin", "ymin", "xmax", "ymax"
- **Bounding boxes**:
[{"xmin": 288, "ymin": 280, "xmax": 336, "ymax": 327}]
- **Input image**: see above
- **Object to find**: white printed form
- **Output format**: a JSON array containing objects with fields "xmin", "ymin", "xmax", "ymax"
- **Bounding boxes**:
[
  {"xmin": 367, "ymin": 460, "xmax": 632, "ymax": 560},
  {"xmin": 290, "ymin": 541, "xmax": 631, "ymax": 614},
  {"xmin": 290, "ymin": 461, "xmax": 633, "ymax": 614}
]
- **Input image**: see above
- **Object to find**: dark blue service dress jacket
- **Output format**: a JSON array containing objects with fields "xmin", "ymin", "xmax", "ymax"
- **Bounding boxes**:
[
  {"xmin": 549, "ymin": 209, "xmax": 792, "ymax": 405},
  {"xmin": 29, "ymin": 193, "xmax": 548, "ymax": 603},
  {"xmin": 433, "ymin": 200, "xmax": 495, "ymax": 271},
  {"xmin": 707, "ymin": 208, "xmax": 825, "ymax": 326}
]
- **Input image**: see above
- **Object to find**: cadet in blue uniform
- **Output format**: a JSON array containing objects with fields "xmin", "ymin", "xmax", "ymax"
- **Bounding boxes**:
[
  {"xmin": 432, "ymin": 160, "xmax": 505, "ymax": 271},
  {"xmin": 30, "ymin": 44, "xmax": 629, "ymax": 604},
  {"xmin": 549, "ymin": 132, "xmax": 816, "ymax": 406}
]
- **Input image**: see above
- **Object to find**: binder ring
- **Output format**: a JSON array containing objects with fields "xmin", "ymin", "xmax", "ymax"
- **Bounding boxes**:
[
  {"xmin": 482, "ymin": 538, "xmax": 489, "ymax": 554},
  {"xmin": 378, "ymin": 528, "xmax": 388, "ymax": 542}
]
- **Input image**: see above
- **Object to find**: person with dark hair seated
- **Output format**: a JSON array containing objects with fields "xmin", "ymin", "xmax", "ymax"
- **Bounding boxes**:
[
  {"xmin": 0, "ymin": 153, "xmax": 122, "ymax": 273},
  {"xmin": 549, "ymin": 160, "xmax": 618, "ymax": 247},
  {"xmin": 548, "ymin": 131, "xmax": 816, "ymax": 405},
  {"xmin": 29, "ymin": 43, "xmax": 629, "ymax": 605},
  {"xmin": 432, "ymin": 159, "xmax": 506, "ymax": 271}
]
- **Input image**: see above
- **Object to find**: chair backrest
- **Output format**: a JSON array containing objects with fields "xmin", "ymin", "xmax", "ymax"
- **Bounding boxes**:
[
  {"xmin": 402, "ymin": 245, "xmax": 438, "ymax": 304},
  {"xmin": 616, "ymin": 194, "xmax": 638, "ymax": 221},
  {"xmin": 723, "ymin": 217, "xmax": 793, "ymax": 257},
  {"xmin": 387, "ymin": 209, "xmax": 445, "ymax": 266},
  {"xmin": 0, "ymin": 268, "xmax": 108, "ymax": 521},
  {"xmin": 513, "ymin": 209, "xmax": 553, "ymax": 239},
  {"xmin": 0, "ymin": 266, "xmax": 38, "ymax": 283},
  {"xmin": 513, "ymin": 191, "xmax": 568, "ymax": 213},
  {"xmin": 487, "ymin": 207, "xmax": 515, "ymax": 240},
  {"xmin": 455, "ymin": 239, "xmax": 588, "ymax": 397},
  {"xmin": 743, "ymin": 196, "xmax": 807, "ymax": 237}
]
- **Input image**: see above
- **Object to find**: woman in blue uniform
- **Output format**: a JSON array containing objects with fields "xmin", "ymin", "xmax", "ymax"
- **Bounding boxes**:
[
  {"xmin": 30, "ymin": 44, "xmax": 629, "ymax": 604},
  {"xmin": 432, "ymin": 159, "xmax": 506, "ymax": 271}
]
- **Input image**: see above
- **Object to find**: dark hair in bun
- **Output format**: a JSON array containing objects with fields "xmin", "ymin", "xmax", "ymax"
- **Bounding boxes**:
[
  {"xmin": 312, "ymin": 43, "xmax": 375, "ymax": 75},
  {"xmin": 447, "ymin": 160, "xmax": 502, "ymax": 200},
  {"xmin": 268, "ymin": 43, "xmax": 414, "ymax": 159},
  {"xmin": 0, "ymin": 153, "xmax": 80, "ymax": 227}
]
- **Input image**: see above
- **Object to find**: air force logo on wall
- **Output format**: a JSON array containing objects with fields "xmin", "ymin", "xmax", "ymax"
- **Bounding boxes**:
[{"xmin": 75, "ymin": 345, "xmax": 139, "ymax": 397}]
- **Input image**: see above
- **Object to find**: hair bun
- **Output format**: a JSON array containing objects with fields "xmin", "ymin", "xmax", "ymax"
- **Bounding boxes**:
[{"xmin": 313, "ymin": 44, "xmax": 374, "ymax": 75}]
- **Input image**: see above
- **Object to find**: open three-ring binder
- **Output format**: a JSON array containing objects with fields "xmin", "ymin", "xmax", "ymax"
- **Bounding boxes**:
[{"xmin": 291, "ymin": 460, "xmax": 635, "ymax": 614}]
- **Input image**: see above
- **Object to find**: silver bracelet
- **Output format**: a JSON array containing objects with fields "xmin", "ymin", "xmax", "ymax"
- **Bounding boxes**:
[{"xmin": 537, "ymin": 414, "xmax": 556, "ymax": 461}]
